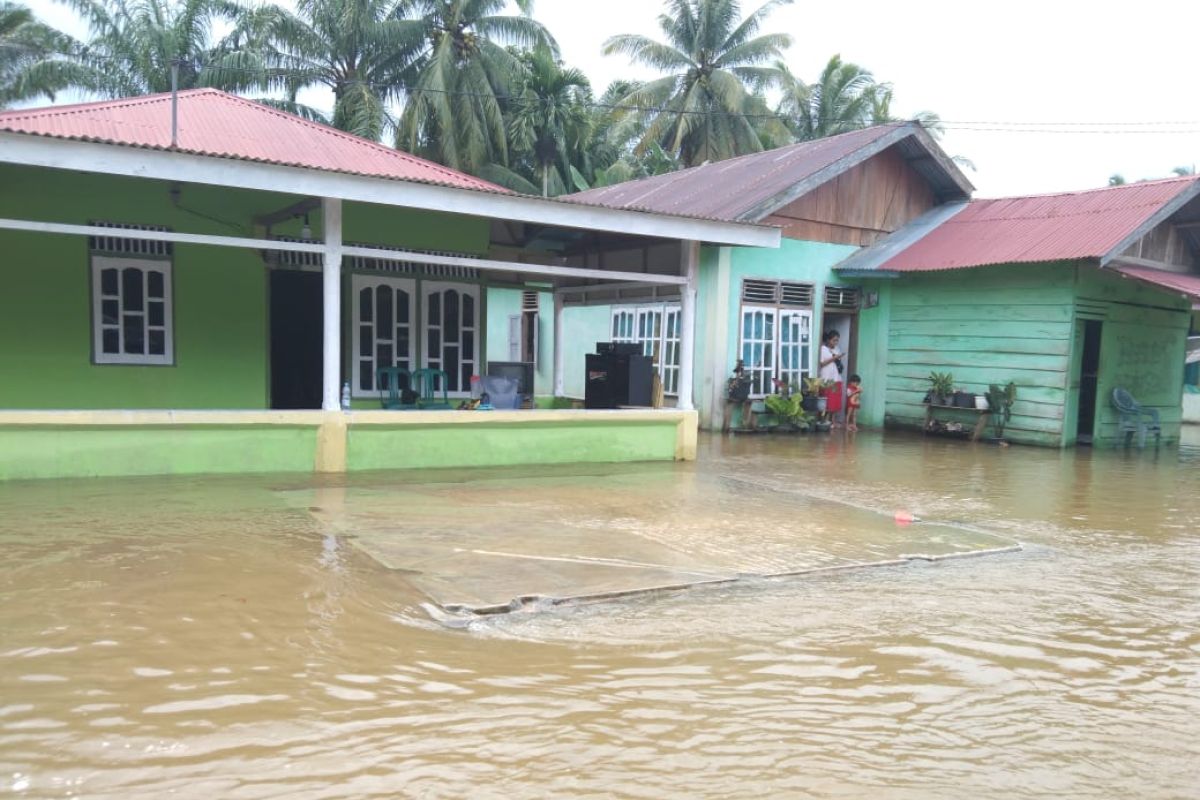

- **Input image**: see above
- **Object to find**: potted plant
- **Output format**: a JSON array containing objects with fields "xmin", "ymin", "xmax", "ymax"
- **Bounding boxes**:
[
  {"xmin": 952, "ymin": 387, "xmax": 975, "ymax": 408},
  {"xmin": 985, "ymin": 382, "xmax": 1016, "ymax": 442},
  {"xmin": 801, "ymin": 376, "xmax": 824, "ymax": 413},
  {"xmin": 926, "ymin": 372, "xmax": 954, "ymax": 406},
  {"xmin": 764, "ymin": 392, "xmax": 811, "ymax": 432}
]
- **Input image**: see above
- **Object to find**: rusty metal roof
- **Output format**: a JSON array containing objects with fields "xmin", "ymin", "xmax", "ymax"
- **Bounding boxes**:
[
  {"xmin": 0, "ymin": 88, "xmax": 506, "ymax": 193},
  {"xmin": 878, "ymin": 177, "xmax": 1200, "ymax": 272},
  {"xmin": 1113, "ymin": 263, "xmax": 1200, "ymax": 301},
  {"xmin": 565, "ymin": 122, "xmax": 972, "ymax": 222}
]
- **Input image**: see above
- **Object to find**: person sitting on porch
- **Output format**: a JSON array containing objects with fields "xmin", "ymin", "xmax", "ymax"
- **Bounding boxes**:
[{"xmin": 819, "ymin": 330, "xmax": 845, "ymax": 428}]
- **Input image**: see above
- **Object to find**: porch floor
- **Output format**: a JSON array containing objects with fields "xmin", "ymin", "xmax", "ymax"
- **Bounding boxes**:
[{"xmin": 292, "ymin": 461, "xmax": 1020, "ymax": 620}]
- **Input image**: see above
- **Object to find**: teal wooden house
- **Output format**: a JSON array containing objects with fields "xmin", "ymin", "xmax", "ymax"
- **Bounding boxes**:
[{"xmin": 838, "ymin": 177, "xmax": 1200, "ymax": 447}]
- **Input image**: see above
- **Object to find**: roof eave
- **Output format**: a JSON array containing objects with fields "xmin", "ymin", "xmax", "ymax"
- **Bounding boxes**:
[
  {"xmin": 1098, "ymin": 179, "xmax": 1200, "ymax": 267},
  {"xmin": 0, "ymin": 131, "xmax": 780, "ymax": 249}
]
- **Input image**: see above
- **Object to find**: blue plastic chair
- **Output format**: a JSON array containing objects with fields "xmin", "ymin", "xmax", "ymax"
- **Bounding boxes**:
[
  {"xmin": 1111, "ymin": 387, "xmax": 1161, "ymax": 448},
  {"xmin": 376, "ymin": 367, "xmax": 416, "ymax": 410},
  {"xmin": 410, "ymin": 368, "xmax": 452, "ymax": 410}
]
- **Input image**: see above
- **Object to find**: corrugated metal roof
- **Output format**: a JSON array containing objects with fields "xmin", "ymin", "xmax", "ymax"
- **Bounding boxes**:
[
  {"xmin": 565, "ymin": 123, "xmax": 967, "ymax": 222},
  {"xmin": 879, "ymin": 177, "xmax": 1200, "ymax": 272},
  {"xmin": 1113, "ymin": 264, "xmax": 1200, "ymax": 301},
  {"xmin": 0, "ymin": 88, "xmax": 506, "ymax": 193}
]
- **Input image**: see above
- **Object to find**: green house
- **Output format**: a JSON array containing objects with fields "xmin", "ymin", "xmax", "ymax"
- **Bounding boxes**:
[
  {"xmin": 562, "ymin": 122, "xmax": 974, "ymax": 431},
  {"xmin": 838, "ymin": 177, "xmax": 1200, "ymax": 447},
  {"xmin": 0, "ymin": 90, "xmax": 775, "ymax": 481}
]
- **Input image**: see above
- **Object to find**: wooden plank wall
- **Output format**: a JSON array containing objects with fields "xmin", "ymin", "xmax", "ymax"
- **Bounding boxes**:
[
  {"xmin": 883, "ymin": 264, "xmax": 1077, "ymax": 447},
  {"xmin": 763, "ymin": 147, "xmax": 937, "ymax": 246}
]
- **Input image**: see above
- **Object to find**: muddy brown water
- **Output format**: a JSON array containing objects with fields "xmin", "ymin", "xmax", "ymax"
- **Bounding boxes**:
[{"xmin": 1, "ymin": 430, "xmax": 1198, "ymax": 799}]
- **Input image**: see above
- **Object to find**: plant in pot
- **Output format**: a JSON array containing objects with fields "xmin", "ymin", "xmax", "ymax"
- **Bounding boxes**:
[
  {"xmin": 926, "ymin": 372, "xmax": 954, "ymax": 406},
  {"xmin": 952, "ymin": 387, "xmax": 975, "ymax": 408},
  {"xmin": 764, "ymin": 392, "xmax": 811, "ymax": 432},
  {"xmin": 801, "ymin": 376, "xmax": 824, "ymax": 414},
  {"xmin": 985, "ymin": 382, "xmax": 1016, "ymax": 442}
]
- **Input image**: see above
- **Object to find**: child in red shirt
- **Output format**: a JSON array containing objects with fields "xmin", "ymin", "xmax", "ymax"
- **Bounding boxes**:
[{"xmin": 846, "ymin": 374, "xmax": 863, "ymax": 431}]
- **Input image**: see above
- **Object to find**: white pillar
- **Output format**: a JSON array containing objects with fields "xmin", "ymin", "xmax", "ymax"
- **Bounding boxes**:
[
  {"xmin": 678, "ymin": 240, "xmax": 700, "ymax": 411},
  {"xmin": 321, "ymin": 197, "xmax": 343, "ymax": 411},
  {"xmin": 552, "ymin": 289, "xmax": 565, "ymax": 397}
]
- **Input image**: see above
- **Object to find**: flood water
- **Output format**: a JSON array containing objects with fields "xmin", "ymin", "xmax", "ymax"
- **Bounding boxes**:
[{"xmin": 1, "ymin": 430, "xmax": 1198, "ymax": 799}]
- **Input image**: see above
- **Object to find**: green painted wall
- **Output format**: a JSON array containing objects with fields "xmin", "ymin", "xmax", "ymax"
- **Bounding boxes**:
[
  {"xmin": 1075, "ymin": 266, "xmax": 1189, "ymax": 446},
  {"xmin": 560, "ymin": 304, "xmax": 618, "ymax": 398},
  {"xmin": 347, "ymin": 419, "xmax": 680, "ymax": 471},
  {"xmin": 484, "ymin": 287, "xmax": 555, "ymax": 395},
  {"xmin": 0, "ymin": 425, "xmax": 318, "ymax": 480},
  {"xmin": 881, "ymin": 262, "xmax": 1191, "ymax": 447},
  {"xmin": 855, "ymin": 281, "xmax": 892, "ymax": 427},
  {"xmin": 884, "ymin": 263, "xmax": 1077, "ymax": 447},
  {"xmin": 0, "ymin": 164, "xmax": 491, "ymax": 410}
]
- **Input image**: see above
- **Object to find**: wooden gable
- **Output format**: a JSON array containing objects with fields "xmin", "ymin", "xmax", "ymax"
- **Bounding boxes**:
[{"xmin": 762, "ymin": 145, "xmax": 938, "ymax": 247}]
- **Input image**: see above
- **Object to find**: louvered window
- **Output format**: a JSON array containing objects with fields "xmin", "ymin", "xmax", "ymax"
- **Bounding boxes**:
[
  {"xmin": 88, "ymin": 221, "xmax": 173, "ymax": 257},
  {"xmin": 522, "ymin": 290, "xmax": 540, "ymax": 311},
  {"xmin": 824, "ymin": 285, "xmax": 861, "ymax": 310},
  {"xmin": 268, "ymin": 238, "xmax": 481, "ymax": 280},
  {"xmin": 737, "ymin": 279, "xmax": 814, "ymax": 396}
]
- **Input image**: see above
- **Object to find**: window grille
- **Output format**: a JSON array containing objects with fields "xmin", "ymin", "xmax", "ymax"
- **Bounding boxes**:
[
  {"xmin": 268, "ymin": 238, "xmax": 481, "ymax": 280},
  {"xmin": 88, "ymin": 222, "xmax": 173, "ymax": 257},
  {"xmin": 824, "ymin": 285, "xmax": 861, "ymax": 310},
  {"xmin": 741, "ymin": 278, "xmax": 814, "ymax": 308}
]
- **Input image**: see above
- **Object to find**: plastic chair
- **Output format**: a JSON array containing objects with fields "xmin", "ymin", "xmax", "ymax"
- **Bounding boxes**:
[
  {"xmin": 1111, "ymin": 387, "xmax": 1161, "ymax": 448},
  {"xmin": 481, "ymin": 374, "xmax": 521, "ymax": 410},
  {"xmin": 410, "ymin": 368, "xmax": 452, "ymax": 410},
  {"xmin": 376, "ymin": 367, "xmax": 416, "ymax": 410}
]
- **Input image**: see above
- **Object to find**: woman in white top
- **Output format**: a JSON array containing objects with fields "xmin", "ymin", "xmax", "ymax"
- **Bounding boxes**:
[{"xmin": 818, "ymin": 330, "xmax": 845, "ymax": 426}]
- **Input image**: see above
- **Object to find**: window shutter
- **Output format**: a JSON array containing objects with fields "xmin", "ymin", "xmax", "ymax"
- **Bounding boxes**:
[
  {"xmin": 522, "ymin": 290, "xmax": 540, "ymax": 311},
  {"xmin": 779, "ymin": 282, "xmax": 814, "ymax": 308},
  {"xmin": 741, "ymin": 278, "xmax": 778, "ymax": 304},
  {"xmin": 824, "ymin": 285, "xmax": 861, "ymax": 310}
]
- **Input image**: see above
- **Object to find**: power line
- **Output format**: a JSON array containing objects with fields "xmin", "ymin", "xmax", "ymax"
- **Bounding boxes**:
[{"xmin": 4, "ymin": 43, "xmax": 1200, "ymax": 134}]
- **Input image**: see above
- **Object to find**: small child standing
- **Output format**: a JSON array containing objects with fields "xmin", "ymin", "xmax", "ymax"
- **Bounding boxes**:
[{"xmin": 846, "ymin": 374, "xmax": 863, "ymax": 431}]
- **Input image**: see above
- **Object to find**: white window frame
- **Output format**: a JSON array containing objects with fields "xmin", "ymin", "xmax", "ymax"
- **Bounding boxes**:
[
  {"xmin": 422, "ymin": 281, "xmax": 480, "ymax": 397},
  {"xmin": 351, "ymin": 274, "xmax": 416, "ymax": 398},
  {"xmin": 611, "ymin": 303, "xmax": 683, "ymax": 396},
  {"xmin": 738, "ymin": 305, "xmax": 814, "ymax": 398},
  {"xmin": 91, "ymin": 256, "xmax": 174, "ymax": 365}
]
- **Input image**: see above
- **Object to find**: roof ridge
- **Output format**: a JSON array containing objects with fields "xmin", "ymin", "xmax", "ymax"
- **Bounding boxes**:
[
  {"xmin": 571, "ymin": 122, "xmax": 909, "ymax": 199},
  {"xmin": 205, "ymin": 90, "xmax": 482, "ymax": 184},
  {"xmin": 0, "ymin": 89, "xmax": 205, "ymax": 121},
  {"xmin": 974, "ymin": 174, "xmax": 1200, "ymax": 203}
]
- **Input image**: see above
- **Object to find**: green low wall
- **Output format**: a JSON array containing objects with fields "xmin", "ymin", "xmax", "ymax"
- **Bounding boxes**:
[
  {"xmin": 347, "ymin": 419, "xmax": 680, "ymax": 472},
  {"xmin": 0, "ymin": 425, "xmax": 318, "ymax": 481},
  {"xmin": 0, "ymin": 410, "xmax": 695, "ymax": 481}
]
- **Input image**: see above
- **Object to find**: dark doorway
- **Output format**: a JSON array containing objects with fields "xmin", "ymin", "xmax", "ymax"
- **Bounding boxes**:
[
  {"xmin": 270, "ymin": 270, "xmax": 323, "ymax": 409},
  {"xmin": 1076, "ymin": 320, "xmax": 1103, "ymax": 444}
]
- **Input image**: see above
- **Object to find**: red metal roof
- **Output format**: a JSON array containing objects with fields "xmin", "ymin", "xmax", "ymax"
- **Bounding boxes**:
[
  {"xmin": 566, "ymin": 124, "xmax": 917, "ymax": 222},
  {"xmin": 0, "ymin": 88, "xmax": 506, "ymax": 193},
  {"xmin": 1113, "ymin": 264, "xmax": 1200, "ymax": 301},
  {"xmin": 880, "ymin": 177, "xmax": 1200, "ymax": 272}
]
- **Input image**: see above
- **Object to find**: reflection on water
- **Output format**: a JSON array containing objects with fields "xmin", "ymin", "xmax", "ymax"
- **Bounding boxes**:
[{"xmin": 1, "ymin": 431, "xmax": 1198, "ymax": 798}]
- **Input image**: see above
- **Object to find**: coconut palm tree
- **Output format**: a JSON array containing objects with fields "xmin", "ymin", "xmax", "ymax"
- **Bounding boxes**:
[
  {"xmin": 0, "ymin": 1, "xmax": 89, "ymax": 106},
  {"xmin": 396, "ymin": 0, "xmax": 556, "ymax": 174},
  {"xmin": 776, "ymin": 54, "xmax": 879, "ymax": 141},
  {"xmin": 51, "ymin": 0, "xmax": 246, "ymax": 98},
  {"xmin": 216, "ymin": 0, "xmax": 425, "ymax": 139},
  {"xmin": 603, "ymin": 0, "xmax": 793, "ymax": 167}
]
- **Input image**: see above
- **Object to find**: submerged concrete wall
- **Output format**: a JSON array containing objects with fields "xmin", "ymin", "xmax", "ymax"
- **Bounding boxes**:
[{"xmin": 0, "ymin": 409, "xmax": 698, "ymax": 481}]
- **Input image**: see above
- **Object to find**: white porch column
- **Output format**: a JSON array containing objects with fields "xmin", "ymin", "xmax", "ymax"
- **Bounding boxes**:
[
  {"xmin": 678, "ymin": 240, "xmax": 700, "ymax": 411},
  {"xmin": 321, "ymin": 197, "xmax": 344, "ymax": 411},
  {"xmin": 552, "ymin": 290, "xmax": 565, "ymax": 397}
]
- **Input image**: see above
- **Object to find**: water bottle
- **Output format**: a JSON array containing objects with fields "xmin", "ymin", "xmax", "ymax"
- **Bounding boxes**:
[{"xmin": 340, "ymin": 382, "xmax": 351, "ymax": 411}]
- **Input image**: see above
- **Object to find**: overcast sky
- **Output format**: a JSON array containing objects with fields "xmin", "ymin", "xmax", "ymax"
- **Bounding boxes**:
[{"xmin": 23, "ymin": 0, "xmax": 1200, "ymax": 197}]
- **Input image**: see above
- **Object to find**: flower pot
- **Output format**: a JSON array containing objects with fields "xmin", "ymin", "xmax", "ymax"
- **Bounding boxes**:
[
  {"xmin": 801, "ymin": 396, "xmax": 819, "ymax": 413},
  {"xmin": 952, "ymin": 391, "xmax": 974, "ymax": 408},
  {"xmin": 817, "ymin": 396, "xmax": 828, "ymax": 413}
]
